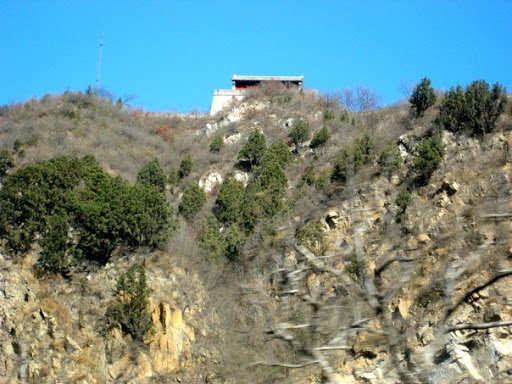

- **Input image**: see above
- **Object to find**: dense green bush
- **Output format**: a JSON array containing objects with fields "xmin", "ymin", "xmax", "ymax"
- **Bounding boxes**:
[
  {"xmin": 289, "ymin": 120, "xmax": 310, "ymax": 153},
  {"xmin": 258, "ymin": 151, "xmax": 289, "ymax": 193},
  {"xmin": 438, "ymin": 85, "xmax": 466, "ymax": 132},
  {"xmin": 215, "ymin": 178, "xmax": 245, "ymax": 225},
  {"xmin": 67, "ymin": 174, "xmax": 131, "ymax": 261},
  {"xmin": 224, "ymin": 225, "xmax": 243, "ymax": 262},
  {"xmin": 395, "ymin": 186, "xmax": 411, "ymax": 223},
  {"xmin": 263, "ymin": 140, "xmax": 292, "ymax": 167},
  {"xmin": 464, "ymin": 80, "xmax": 507, "ymax": 135},
  {"xmin": 0, "ymin": 155, "xmax": 175, "ymax": 267},
  {"xmin": 241, "ymin": 150, "xmax": 289, "ymax": 232},
  {"xmin": 179, "ymin": 183, "xmax": 206, "ymax": 220},
  {"xmin": 310, "ymin": 126, "xmax": 331, "ymax": 149},
  {"xmin": 209, "ymin": 135, "xmax": 224, "ymax": 153},
  {"xmin": 124, "ymin": 184, "xmax": 175, "ymax": 249},
  {"xmin": 413, "ymin": 135, "xmax": 445, "ymax": 184},
  {"xmin": 378, "ymin": 141, "xmax": 402, "ymax": 176},
  {"xmin": 198, "ymin": 215, "xmax": 244, "ymax": 262},
  {"xmin": 136, "ymin": 158, "xmax": 167, "ymax": 192},
  {"xmin": 331, "ymin": 149, "xmax": 349, "ymax": 183},
  {"xmin": 37, "ymin": 213, "xmax": 71, "ymax": 274},
  {"xmin": 409, "ymin": 78, "xmax": 436, "ymax": 117},
  {"xmin": 198, "ymin": 214, "xmax": 225, "ymax": 260},
  {"xmin": 315, "ymin": 171, "xmax": 329, "ymax": 189},
  {"xmin": 179, "ymin": 154, "xmax": 193, "ymax": 178},
  {"xmin": 439, "ymin": 80, "xmax": 507, "ymax": 135},
  {"xmin": 105, "ymin": 263, "xmax": 153, "ymax": 341},
  {"xmin": 168, "ymin": 167, "xmax": 177, "ymax": 186},
  {"xmin": 354, "ymin": 131, "xmax": 374, "ymax": 171},
  {"xmin": 0, "ymin": 156, "xmax": 83, "ymax": 254},
  {"xmin": 241, "ymin": 181, "xmax": 261, "ymax": 233},
  {"xmin": 237, "ymin": 129, "xmax": 267, "ymax": 167},
  {"xmin": 0, "ymin": 150, "xmax": 14, "ymax": 177}
]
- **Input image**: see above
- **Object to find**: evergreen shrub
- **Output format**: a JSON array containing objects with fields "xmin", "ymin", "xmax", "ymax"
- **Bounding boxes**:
[
  {"xmin": 310, "ymin": 127, "xmax": 331, "ymax": 149},
  {"xmin": 439, "ymin": 80, "xmax": 507, "ymax": 135},
  {"xmin": 105, "ymin": 264, "xmax": 153, "ymax": 340},
  {"xmin": 413, "ymin": 135, "xmax": 445, "ymax": 184},
  {"xmin": 237, "ymin": 129, "xmax": 267, "ymax": 167},
  {"xmin": 179, "ymin": 183, "xmax": 206, "ymax": 220},
  {"xmin": 409, "ymin": 78, "xmax": 436, "ymax": 117},
  {"xmin": 179, "ymin": 154, "xmax": 193, "ymax": 178},
  {"xmin": 136, "ymin": 158, "xmax": 167, "ymax": 192}
]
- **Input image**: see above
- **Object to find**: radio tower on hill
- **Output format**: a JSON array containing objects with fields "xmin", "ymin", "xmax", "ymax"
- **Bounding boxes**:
[{"xmin": 95, "ymin": 33, "xmax": 104, "ymax": 95}]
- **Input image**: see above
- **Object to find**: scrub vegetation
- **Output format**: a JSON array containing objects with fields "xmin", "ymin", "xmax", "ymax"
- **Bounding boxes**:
[{"xmin": 0, "ymin": 80, "xmax": 511, "ymax": 383}]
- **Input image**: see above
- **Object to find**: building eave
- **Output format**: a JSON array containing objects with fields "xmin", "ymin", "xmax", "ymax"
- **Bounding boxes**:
[{"xmin": 232, "ymin": 75, "xmax": 303, "ymax": 82}]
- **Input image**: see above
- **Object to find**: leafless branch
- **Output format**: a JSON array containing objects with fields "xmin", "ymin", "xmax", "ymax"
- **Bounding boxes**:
[
  {"xmin": 480, "ymin": 213, "xmax": 512, "ymax": 218},
  {"xmin": 444, "ymin": 269, "xmax": 512, "ymax": 321},
  {"xmin": 252, "ymin": 360, "xmax": 320, "ymax": 368},
  {"xmin": 445, "ymin": 320, "xmax": 512, "ymax": 333},
  {"xmin": 315, "ymin": 345, "xmax": 351, "ymax": 351},
  {"xmin": 374, "ymin": 257, "xmax": 418, "ymax": 278},
  {"xmin": 398, "ymin": 81, "xmax": 414, "ymax": 100}
]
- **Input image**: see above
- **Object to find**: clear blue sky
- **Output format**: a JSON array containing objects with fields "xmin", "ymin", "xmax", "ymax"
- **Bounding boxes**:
[{"xmin": 2, "ymin": 1, "xmax": 511, "ymax": 112}]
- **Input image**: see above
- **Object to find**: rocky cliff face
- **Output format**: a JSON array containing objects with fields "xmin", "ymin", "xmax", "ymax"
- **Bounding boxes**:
[
  {"xmin": 0, "ymin": 251, "xmax": 204, "ymax": 383},
  {"xmin": 287, "ymin": 129, "xmax": 512, "ymax": 383}
]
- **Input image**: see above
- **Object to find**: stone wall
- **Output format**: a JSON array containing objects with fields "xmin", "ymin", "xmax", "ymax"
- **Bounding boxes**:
[{"xmin": 210, "ymin": 89, "xmax": 245, "ymax": 115}]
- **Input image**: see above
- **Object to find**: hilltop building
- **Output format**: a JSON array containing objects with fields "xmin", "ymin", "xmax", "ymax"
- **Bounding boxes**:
[{"xmin": 210, "ymin": 75, "xmax": 304, "ymax": 115}]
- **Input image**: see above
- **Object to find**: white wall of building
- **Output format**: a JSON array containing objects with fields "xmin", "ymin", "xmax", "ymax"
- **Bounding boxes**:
[{"xmin": 210, "ymin": 89, "xmax": 245, "ymax": 115}]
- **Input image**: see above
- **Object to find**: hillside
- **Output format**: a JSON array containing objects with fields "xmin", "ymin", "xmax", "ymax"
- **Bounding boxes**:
[{"xmin": 0, "ymin": 84, "xmax": 511, "ymax": 383}]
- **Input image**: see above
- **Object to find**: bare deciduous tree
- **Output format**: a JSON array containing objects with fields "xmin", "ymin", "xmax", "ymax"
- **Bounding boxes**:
[
  {"xmin": 335, "ymin": 86, "xmax": 380, "ymax": 113},
  {"xmin": 399, "ymin": 81, "xmax": 414, "ymax": 100},
  {"xmin": 256, "ymin": 201, "xmax": 511, "ymax": 383}
]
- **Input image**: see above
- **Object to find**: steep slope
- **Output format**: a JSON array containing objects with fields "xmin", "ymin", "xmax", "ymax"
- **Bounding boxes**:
[{"xmin": 0, "ymin": 89, "xmax": 511, "ymax": 383}]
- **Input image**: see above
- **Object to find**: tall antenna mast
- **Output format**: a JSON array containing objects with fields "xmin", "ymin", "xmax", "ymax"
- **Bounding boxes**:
[{"xmin": 95, "ymin": 33, "xmax": 104, "ymax": 95}]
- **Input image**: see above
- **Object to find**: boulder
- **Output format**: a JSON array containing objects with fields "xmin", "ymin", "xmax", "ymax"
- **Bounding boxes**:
[
  {"xmin": 325, "ymin": 210, "xmax": 339, "ymax": 229},
  {"xmin": 417, "ymin": 233, "xmax": 431, "ymax": 243},
  {"xmin": 223, "ymin": 132, "xmax": 242, "ymax": 145},
  {"xmin": 199, "ymin": 172, "xmax": 223, "ymax": 193},
  {"xmin": 204, "ymin": 122, "xmax": 219, "ymax": 137},
  {"xmin": 233, "ymin": 170, "xmax": 249, "ymax": 186},
  {"xmin": 440, "ymin": 174, "xmax": 459, "ymax": 196}
]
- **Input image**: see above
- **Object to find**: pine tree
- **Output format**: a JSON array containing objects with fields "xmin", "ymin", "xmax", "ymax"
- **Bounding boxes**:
[
  {"xmin": 331, "ymin": 149, "xmax": 349, "ymax": 183},
  {"xmin": 409, "ymin": 78, "xmax": 437, "ymax": 117},
  {"xmin": 0, "ymin": 150, "xmax": 14, "ymax": 177},
  {"xmin": 105, "ymin": 263, "xmax": 153, "ymax": 340},
  {"xmin": 198, "ymin": 214, "xmax": 225, "ymax": 260},
  {"xmin": 289, "ymin": 121, "xmax": 310, "ymax": 153},
  {"xmin": 179, "ymin": 154, "xmax": 193, "ymax": 178},
  {"xmin": 224, "ymin": 224, "xmax": 243, "ymax": 262},
  {"xmin": 439, "ymin": 80, "xmax": 507, "ymax": 135},
  {"xmin": 464, "ymin": 80, "xmax": 507, "ymax": 135},
  {"xmin": 310, "ymin": 126, "xmax": 331, "ymax": 149},
  {"xmin": 209, "ymin": 136, "xmax": 224, "ymax": 152},
  {"xmin": 238, "ymin": 129, "xmax": 267, "ymax": 167},
  {"xmin": 179, "ymin": 183, "xmax": 206, "ymax": 220},
  {"xmin": 136, "ymin": 158, "xmax": 167, "ymax": 192},
  {"xmin": 215, "ymin": 178, "xmax": 245, "ymax": 224},
  {"xmin": 378, "ymin": 141, "xmax": 402, "ymax": 176},
  {"xmin": 413, "ymin": 135, "xmax": 445, "ymax": 184}
]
